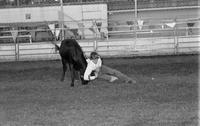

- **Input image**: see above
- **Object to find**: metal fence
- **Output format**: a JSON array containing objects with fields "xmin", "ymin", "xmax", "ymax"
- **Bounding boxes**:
[
  {"xmin": 0, "ymin": 16, "xmax": 199, "ymax": 62},
  {"xmin": 0, "ymin": 16, "xmax": 199, "ymax": 42}
]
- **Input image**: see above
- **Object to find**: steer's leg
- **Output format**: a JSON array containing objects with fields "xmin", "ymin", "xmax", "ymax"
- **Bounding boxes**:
[
  {"xmin": 61, "ymin": 58, "xmax": 67, "ymax": 81},
  {"xmin": 69, "ymin": 63, "xmax": 75, "ymax": 87}
]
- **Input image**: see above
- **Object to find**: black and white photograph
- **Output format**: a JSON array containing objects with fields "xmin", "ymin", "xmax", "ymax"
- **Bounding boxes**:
[{"xmin": 0, "ymin": 0, "xmax": 199, "ymax": 125}]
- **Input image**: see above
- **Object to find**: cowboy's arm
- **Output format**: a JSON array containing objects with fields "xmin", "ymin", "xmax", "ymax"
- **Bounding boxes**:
[
  {"xmin": 95, "ymin": 58, "xmax": 102, "ymax": 76},
  {"xmin": 84, "ymin": 62, "xmax": 97, "ymax": 81}
]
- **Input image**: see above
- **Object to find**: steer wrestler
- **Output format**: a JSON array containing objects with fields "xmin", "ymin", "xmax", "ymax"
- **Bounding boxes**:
[{"xmin": 84, "ymin": 51, "xmax": 136, "ymax": 83}]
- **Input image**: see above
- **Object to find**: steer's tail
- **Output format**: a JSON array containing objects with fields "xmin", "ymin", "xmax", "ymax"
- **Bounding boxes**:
[
  {"xmin": 50, "ymin": 41, "xmax": 60, "ymax": 52},
  {"xmin": 54, "ymin": 44, "xmax": 60, "ymax": 51}
]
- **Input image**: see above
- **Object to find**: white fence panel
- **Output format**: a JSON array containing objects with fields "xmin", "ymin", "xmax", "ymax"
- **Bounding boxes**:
[
  {"xmin": 135, "ymin": 38, "xmax": 175, "ymax": 50},
  {"xmin": 0, "ymin": 49, "xmax": 15, "ymax": 56},
  {"xmin": 178, "ymin": 35, "xmax": 200, "ymax": 53},
  {"xmin": 0, "ymin": 44, "xmax": 16, "ymax": 61},
  {"xmin": 19, "ymin": 54, "xmax": 60, "ymax": 61}
]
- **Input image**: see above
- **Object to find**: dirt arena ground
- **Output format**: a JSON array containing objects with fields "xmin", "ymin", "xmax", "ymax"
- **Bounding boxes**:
[{"xmin": 0, "ymin": 55, "xmax": 198, "ymax": 126}]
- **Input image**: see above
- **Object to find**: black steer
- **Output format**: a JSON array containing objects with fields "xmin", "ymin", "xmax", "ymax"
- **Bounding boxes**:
[{"xmin": 55, "ymin": 39, "xmax": 89, "ymax": 87}]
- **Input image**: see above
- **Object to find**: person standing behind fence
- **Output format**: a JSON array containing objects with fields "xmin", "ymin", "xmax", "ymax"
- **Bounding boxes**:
[{"xmin": 83, "ymin": 51, "xmax": 136, "ymax": 83}]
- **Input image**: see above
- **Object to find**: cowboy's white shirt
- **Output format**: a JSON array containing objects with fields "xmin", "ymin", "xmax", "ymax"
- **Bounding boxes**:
[{"xmin": 84, "ymin": 58, "xmax": 102, "ymax": 81}]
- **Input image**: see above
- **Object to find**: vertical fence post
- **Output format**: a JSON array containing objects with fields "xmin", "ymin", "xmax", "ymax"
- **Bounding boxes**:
[
  {"xmin": 176, "ymin": 35, "xmax": 179, "ymax": 54},
  {"xmin": 93, "ymin": 40, "xmax": 97, "ymax": 51},
  {"xmin": 80, "ymin": 5, "xmax": 85, "ymax": 39},
  {"xmin": 29, "ymin": 35, "xmax": 32, "ymax": 43},
  {"xmin": 14, "ymin": 38, "xmax": 19, "ymax": 61},
  {"xmin": 93, "ymin": 20, "xmax": 98, "ymax": 52},
  {"xmin": 60, "ymin": 0, "xmax": 65, "ymax": 40},
  {"xmin": 174, "ymin": 20, "xmax": 178, "ymax": 55},
  {"xmin": 134, "ymin": 0, "xmax": 137, "ymax": 51},
  {"xmin": 17, "ymin": 38, "xmax": 19, "ymax": 60},
  {"xmin": 14, "ymin": 40, "xmax": 17, "ymax": 61},
  {"xmin": 11, "ymin": 30, "xmax": 18, "ymax": 61},
  {"xmin": 94, "ymin": 24, "xmax": 98, "ymax": 52}
]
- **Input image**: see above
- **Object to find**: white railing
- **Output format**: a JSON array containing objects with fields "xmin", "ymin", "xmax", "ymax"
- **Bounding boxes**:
[{"xmin": 0, "ymin": 35, "xmax": 199, "ymax": 62}]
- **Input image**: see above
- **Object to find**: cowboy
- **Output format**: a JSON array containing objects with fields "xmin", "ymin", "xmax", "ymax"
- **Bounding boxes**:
[{"xmin": 84, "ymin": 52, "xmax": 136, "ymax": 83}]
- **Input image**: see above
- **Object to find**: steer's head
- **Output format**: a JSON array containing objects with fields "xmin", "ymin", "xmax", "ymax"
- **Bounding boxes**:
[
  {"xmin": 79, "ymin": 53, "xmax": 89, "ymax": 85},
  {"xmin": 80, "ymin": 69, "xmax": 89, "ymax": 85}
]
